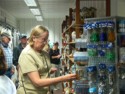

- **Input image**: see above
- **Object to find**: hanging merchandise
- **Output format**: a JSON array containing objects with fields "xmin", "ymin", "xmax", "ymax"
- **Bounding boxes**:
[
  {"xmin": 87, "ymin": 65, "xmax": 97, "ymax": 82},
  {"xmin": 105, "ymin": 50, "xmax": 115, "ymax": 61},
  {"xmin": 107, "ymin": 65, "xmax": 116, "ymax": 85},
  {"xmin": 107, "ymin": 28, "xmax": 115, "ymax": 42},
  {"xmin": 100, "ymin": 28, "xmax": 107, "ymax": 42},
  {"xmin": 90, "ymin": 28, "xmax": 99, "ymax": 42},
  {"xmin": 98, "ymin": 63, "xmax": 107, "ymax": 94},
  {"xmin": 107, "ymin": 65, "xmax": 116, "ymax": 94},
  {"xmin": 87, "ymin": 43, "xmax": 98, "ymax": 57},
  {"xmin": 84, "ymin": 17, "xmax": 123, "ymax": 94},
  {"xmin": 71, "ymin": 31, "xmax": 76, "ymax": 42},
  {"xmin": 89, "ymin": 81, "xmax": 97, "ymax": 94}
]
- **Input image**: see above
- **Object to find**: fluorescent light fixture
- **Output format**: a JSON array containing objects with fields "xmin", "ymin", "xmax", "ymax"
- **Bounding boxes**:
[
  {"xmin": 24, "ymin": 0, "xmax": 37, "ymax": 7},
  {"xmin": 35, "ymin": 16, "xmax": 43, "ymax": 21},
  {"xmin": 30, "ymin": 8, "xmax": 41, "ymax": 15}
]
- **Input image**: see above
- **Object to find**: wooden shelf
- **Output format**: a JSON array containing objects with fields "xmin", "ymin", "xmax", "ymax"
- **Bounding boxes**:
[
  {"xmin": 68, "ymin": 42, "xmax": 75, "ymax": 44},
  {"xmin": 63, "ymin": 22, "xmax": 83, "ymax": 34},
  {"xmin": 66, "ymin": 55, "xmax": 74, "ymax": 63},
  {"xmin": 117, "ymin": 62, "xmax": 125, "ymax": 68},
  {"xmin": 63, "ymin": 22, "xmax": 75, "ymax": 33},
  {"xmin": 76, "ymin": 62, "xmax": 88, "ymax": 66},
  {"xmin": 63, "ymin": 42, "xmax": 75, "ymax": 45}
]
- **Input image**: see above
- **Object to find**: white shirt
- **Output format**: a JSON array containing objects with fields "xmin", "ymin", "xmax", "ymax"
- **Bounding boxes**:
[{"xmin": 0, "ymin": 75, "xmax": 16, "ymax": 94}]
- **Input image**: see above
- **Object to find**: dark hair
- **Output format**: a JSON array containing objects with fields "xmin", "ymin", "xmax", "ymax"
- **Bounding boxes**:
[
  {"xmin": 53, "ymin": 42, "xmax": 59, "ymax": 46},
  {"xmin": 0, "ymin": 47, "xmax": 7, "ymax": 75}
]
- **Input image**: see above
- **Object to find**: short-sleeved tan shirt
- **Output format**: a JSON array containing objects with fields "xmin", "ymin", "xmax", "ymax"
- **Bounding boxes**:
[{"xmin": 17, "ymin": 45, "xmax": 52, "ymax": 94}]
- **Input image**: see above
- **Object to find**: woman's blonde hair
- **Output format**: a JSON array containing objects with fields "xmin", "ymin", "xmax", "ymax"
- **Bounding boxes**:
[
  {"xmin": 28, "ymin": 25, "xmax": 48, "ymax": 46},
  {"xmin": 43, "ymin": 44, "xmax": 50, "ymax": 53}
]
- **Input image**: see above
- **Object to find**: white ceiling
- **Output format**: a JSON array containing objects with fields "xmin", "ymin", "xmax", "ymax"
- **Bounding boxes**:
[{"xmin": 0, "ymin": 0, "xmax": 75, "ymax": 19}]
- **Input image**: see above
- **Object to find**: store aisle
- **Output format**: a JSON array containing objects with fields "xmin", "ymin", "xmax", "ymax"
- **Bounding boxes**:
[
  {"xmin": 51, "ymin": 82, "xmax": 64, "ymax": 94},
  {"xmin": 53, "ymin": 89, "xmax": 64, "ymax": 94}
]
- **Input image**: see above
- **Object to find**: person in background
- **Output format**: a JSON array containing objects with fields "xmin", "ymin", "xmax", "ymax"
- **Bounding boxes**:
[
  {"xmin": 12, "ymin": 34, "xmax": 27, "ymax": 88},
  {"xmin": 0, "ymin": 47, "xmax": 16, "ymax": 94},
  {"xmin": 0, "ymin": 32, "xmax": 14, "ymax": 79},
  {"xmin": 49, "ymin": 42, "xmax": 62, "ymax": 90},
  {"xmin": 13, "ymin": 34, "xmax": 27, "ymax": 69},
  {"xmin": 43, "ymin": 42, "xmax": 59, "ymax": 94},
  {"xmin": 17, "ymin": 25, "xmax": 77, "ymax": 94}
]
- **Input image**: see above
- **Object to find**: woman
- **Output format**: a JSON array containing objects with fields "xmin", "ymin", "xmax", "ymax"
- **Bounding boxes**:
[
  {"xmin": 17, "ymin": 25, "xmax": 77, "ymax": 94},
  {"xmin": 0, "ymin": 47, "xmax": 16, "ymax": 94}
]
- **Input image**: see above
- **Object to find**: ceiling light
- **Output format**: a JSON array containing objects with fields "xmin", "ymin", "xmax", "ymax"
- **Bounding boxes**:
[
  {"xmin": 30, "ymin": 8, "xmax": 41, "ymax": 15},
  {"xmin": 35, "ymin": 16, "xmax": 43, "ymax": 21},
  {"xmin": 24, "ymin": 0, "xmax": 37, "ymax": 7}
]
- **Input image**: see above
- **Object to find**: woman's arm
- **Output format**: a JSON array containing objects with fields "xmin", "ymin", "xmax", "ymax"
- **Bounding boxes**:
[{"xmin": 27, "ymin": 71, "xmax": 77, "ymax": 87}]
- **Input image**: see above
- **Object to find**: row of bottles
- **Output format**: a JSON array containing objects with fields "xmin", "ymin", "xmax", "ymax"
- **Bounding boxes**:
[{"xmin": 84, "ymin": 21, "xmax": 115, "ymax": 43}]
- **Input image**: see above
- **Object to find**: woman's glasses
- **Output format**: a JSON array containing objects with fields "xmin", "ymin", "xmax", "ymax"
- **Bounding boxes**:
[{"xmin": 37, "ymin": 36, "xmax": 49, "ymax": 44}]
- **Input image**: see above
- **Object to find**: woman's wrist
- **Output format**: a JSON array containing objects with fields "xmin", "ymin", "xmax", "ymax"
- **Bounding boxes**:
[{"xmin": 58, "ymin": 76, "xmax": 65, "ymax": 82}]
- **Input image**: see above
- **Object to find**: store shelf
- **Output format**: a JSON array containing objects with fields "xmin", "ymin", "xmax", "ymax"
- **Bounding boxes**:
[
  {"xmin": 117, "ymin": 62, "xmax": 125, "ymax": 67},
  {"xmin": 66, "ymin": 55, "xmax": 88, "ymax": 66},
  {"xmin": 76, "ymin": 62, "xmax": 88, "ymax": 66},
  {"xmin": 68, "ymin": 42, "xmax": 75, "ymax": 44},
  {"xmin": 63, "ymin": 42, "xmax": 75, "ymax": 45},
  {"xmin": 63, "ymin": 22, "xmax": 83, "ymax": 33},
  {"xmin": 66, "ymin": 55, "xmax": 74, "ymax": 63},
  {"xmin": 117, "ymin": 32, "xmax": 125, "ymax": 35}
]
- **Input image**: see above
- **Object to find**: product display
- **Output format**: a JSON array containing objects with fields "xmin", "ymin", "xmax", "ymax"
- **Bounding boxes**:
[
  {"xmin": 71, "ymin": 31, "xmax": 76, "ymax": 42},
  {"xmin": 73, "ymin": 41, "xmax": 88, "ymax": 94},
  {"xmin": 83, "ymin": 16, "xmax": 125, "ymax": 94}
]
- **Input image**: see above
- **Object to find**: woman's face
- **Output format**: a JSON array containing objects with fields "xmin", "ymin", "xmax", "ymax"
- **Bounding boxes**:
[
  {"xmin": 33, "ymin": 31, "xmax": 49, "ymax": 52},
  {"xmin": 53, "ymin": 45, "xmax": 58, "ymax": 50}
]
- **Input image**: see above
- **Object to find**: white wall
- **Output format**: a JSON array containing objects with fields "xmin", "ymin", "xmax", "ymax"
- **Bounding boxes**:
[
  {"xmin": 0, "ymin": 7, "xmax": 17, "ymax": 27},
  {"xmin": 111, "ymin": 0, "xmax": 118, "ymax": 16},
  {"xmin": 18, "ymin": 18, "xmax": 63, "ymax": 47},
  {"xmin": 111, "ymin": 0, "xmax": 125, "ymax": 17},
  {"xmin": 117, "ymin": 0, "xmax": 125, "ymax": 16}
]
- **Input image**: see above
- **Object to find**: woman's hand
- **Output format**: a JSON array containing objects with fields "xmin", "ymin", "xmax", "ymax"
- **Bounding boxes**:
[
  {"xmin": 57, "ymin": 55, "xmax": 61, "ymax": 58},
  {"xmin": 62, "ymin": 74, "xmax": 77, "ymax": 82},
  {"xmin": 11, "ymin": 65, "xmax": 15, "ymax": 75},
  {"xmin": 50, "ymin": 68, "xmax": 57, "ymax": 74}
]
